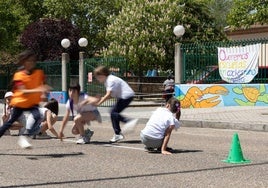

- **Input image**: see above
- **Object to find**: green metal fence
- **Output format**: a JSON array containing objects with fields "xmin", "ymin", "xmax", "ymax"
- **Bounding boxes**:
[
  {"xmin": 181, "ymin": 38, "xmax": 268, "ymax": 84},
  {"xmin": 36, "ymin": 61, "xmax": 63, "ymax": 91},
  {"xmin": 1, "ymin": 38, "xmax": 268, "ymax": 99}
]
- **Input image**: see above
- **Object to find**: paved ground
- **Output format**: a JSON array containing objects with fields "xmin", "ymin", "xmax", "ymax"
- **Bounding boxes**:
[
  {"xmin": 0, "ymin": 101, "xmax": 267, "ymax": 187},
  {"xmin": 0, "ymin": 122, "xmax": 267, "ymax": 187}
]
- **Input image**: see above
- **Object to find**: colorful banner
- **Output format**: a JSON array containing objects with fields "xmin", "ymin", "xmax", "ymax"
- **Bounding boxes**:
[{"xmin": 218, "ymin": 43, "xmax": 261, "ymax": 83}]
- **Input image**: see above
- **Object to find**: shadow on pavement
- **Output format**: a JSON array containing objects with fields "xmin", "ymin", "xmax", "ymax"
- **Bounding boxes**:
[{"xmin": 0, "ymin": 152, "xmax": 84, "ymax": 160}]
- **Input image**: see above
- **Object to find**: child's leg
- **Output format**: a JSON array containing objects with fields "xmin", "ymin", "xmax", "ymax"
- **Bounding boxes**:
[
  {"xmin": 110, "ymin": 97, "xmax": 133, "ymax": 134},
  {"xmin": 72, "ymin": 112, "xmax": 95, "ymax": 135},
  {"xmin": 0, "ymin": 107, "xmax": 24, "ymax": 137},
  {"xmin": 140, "ymin": 132, "xmax": 163, "ymax": 149},
  {"xmin": 9, "ymin": 121, "xmax": 24, "ymax": 130},
  {"xmin": 26, "ymin": 106, "xmax": 41, "ymax": 135}
]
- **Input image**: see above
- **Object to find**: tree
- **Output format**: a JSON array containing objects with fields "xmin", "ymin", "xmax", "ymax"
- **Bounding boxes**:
[
  {"xmin": 0, "ymin": 0, "xmax": 30, "ymax": 53},
  {"xmin": 20, "ymin": 19, "xmax": 81, "ymax": 61},
  {"xmin": 205, "ymin": 0, "xmax": 233, "ymax": 30},
  {"xmin": 43, "ymin": 0, "xmax": 123, "ymax": 57},
  {"xmin": 102, "ymin": 0, "xmax": 226, "ymax": 74},
  {"xmin": 227, "ymin": 0, "xmax": 268, "ymax": 28}
]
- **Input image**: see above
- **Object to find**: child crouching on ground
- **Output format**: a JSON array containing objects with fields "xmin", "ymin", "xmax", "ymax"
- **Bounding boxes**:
[
  {"xmin": 27, "ymin": 98, "xmax": 59, "ymax": 139},
  {"xmin": 59, "ymin": 83, "xmax": 102, "ymax": 144},
  {"xmin": 140, "ymin": 97, "xmax": 181, "ymax": 155}
]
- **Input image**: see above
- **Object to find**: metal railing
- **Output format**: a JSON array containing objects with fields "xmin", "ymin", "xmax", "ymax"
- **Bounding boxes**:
[{"xmin": 181, "ymin": 38, "xmax": 268, "ymax": 84}]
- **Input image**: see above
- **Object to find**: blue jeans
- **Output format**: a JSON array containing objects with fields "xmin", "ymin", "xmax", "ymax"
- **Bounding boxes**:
[
  {"xmin": 0, "ymin": 106, "xmax": 40, "ymax": 137},
  {"xmin": 110, "ymin": 97, "xmax": 133, "ymax": 134}
]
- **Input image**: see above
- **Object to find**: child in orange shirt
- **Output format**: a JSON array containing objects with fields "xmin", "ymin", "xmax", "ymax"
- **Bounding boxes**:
[{"xmin": 0, "ymin": 50, "xmax": 50, "ymax": 148}]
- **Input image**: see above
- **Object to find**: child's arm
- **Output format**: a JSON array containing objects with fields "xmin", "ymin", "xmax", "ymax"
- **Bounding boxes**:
[
  {"xmin": 97, "ymin": 91, "xmax": 112, "ymax": 106},
  {"xmin": 45, "ymin": 110, "xmax": 58, "ymax": 138},
  {"xmin": 20, "ymin": 84, "xmax": 51, "ymax": 94},
  {"xmin": 161, "ymin": 125, "xmax": 175, "ymax": 155},
  {"xmin": 59, "ymin": 109, "xmax": 70, "ymax": 141},
  {"xmin": 80, "ymin": 96, "xmax": 101, "ymax": 106}
]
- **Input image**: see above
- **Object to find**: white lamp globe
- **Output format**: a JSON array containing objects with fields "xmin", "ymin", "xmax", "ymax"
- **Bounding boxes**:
[
  {"xmin": 61, "ymin": 38, "xmax": 71, "ymax": 49},
  {"xmin": 173, "ymin": 25, "xmax": 185, "ymax": 37},
  {"xmin": 78, "ymin": 38, "xmax": 88, "ymax": 47}
]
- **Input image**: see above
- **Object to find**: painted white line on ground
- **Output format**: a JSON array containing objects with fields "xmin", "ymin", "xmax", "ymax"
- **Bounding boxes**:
[
  {"xmin": 61, "ymin": 138, "xmax": 77, "ymax": 143},
  {"xmin": 102, "ymin": 144, "xmax": 145, "ymax": 151},
  {"xmin": 54, "ymin": 139, "xmax": 145, "ymax": 151}
]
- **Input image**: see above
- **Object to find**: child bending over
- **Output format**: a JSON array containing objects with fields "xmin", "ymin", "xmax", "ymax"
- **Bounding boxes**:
[
  {"xmin": 59, "ymin": 83, "xmax": 101, "ymax": 144},
  {"xmin": 140, "ymin": 97, "xmax": 181, "ymax": 155}
]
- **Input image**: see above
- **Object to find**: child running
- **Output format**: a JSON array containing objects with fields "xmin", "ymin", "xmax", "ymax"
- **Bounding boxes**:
[
  {"xmin": 0, "ymin": 49, "xmax": 51, "ymax": 148},
  {"xmin": 59, "ymin": 83, "xmax": 102, "ymax": 144},
  {"xmin": 140, "ymin": 97, "xmax": 181, "ymax": 155},
  {"xmin": 27, "ymin": 98, "xmax": 59, "ymax": 139},
  {"xmin": 1, "ymin": 91, "xmax": 26, "ymax": 135},
  {"xmin": 93, "ymin": 66, "xmax": 138, "ymax": 143}
]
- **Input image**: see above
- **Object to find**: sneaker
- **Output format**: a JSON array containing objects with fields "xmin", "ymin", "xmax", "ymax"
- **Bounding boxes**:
[
  {"xmin": 76, "ymin": 136, "xmax": 90, "ymax": 144},
  {"xmin": 110, "ymin": 133, "xmax": 124, "ymax": 143},
  {"xmin": 145, "ymin": 147, "xmax": 155, "ymax": 152},
  {"xmin": 85, "ymin": 129, "xmax": 94, "ymax": 139},
  {"xmin": 121, "ymin": 119, "xmax": 139, "ymax": 134},
  {"xmin": 35, "ymin": 132, "xmax": 51, "ymax": 139},
  {"xmin": 18, "ymin": 136, "xmax": 32, "ymax": 149}
]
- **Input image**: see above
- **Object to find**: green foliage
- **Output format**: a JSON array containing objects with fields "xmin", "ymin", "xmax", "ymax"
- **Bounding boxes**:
[
  {"xmin": 20, "ymin": 19, "xmax": 81, "ymax": 61},
  {"xmin": 43, "ymin": 0, "xmax": 123, "ymax": 57},
  {"xmin": 205, "ymin": 0, "xmax": 233, "ymax": 30},
  {"xmin": 102, "ymin": 0, "xmax": 226, "ymax": 74},
  {"xmin": 227, "ymin": 0, "xmax": 268, "ymax": 28},
  {"xmin": 0, "ymin": 0, "xmax": 30, "ymax": 53}
]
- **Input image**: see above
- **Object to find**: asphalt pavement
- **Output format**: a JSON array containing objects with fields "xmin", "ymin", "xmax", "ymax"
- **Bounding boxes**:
[{"xmin": 0, "ymin": 101, "xmax": 267, "ymax": 187}]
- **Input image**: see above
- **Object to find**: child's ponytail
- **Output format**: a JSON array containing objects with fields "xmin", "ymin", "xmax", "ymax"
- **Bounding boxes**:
[{"xmin": 167, "ymin": 97, "xmax": 181, "ymax": 121}]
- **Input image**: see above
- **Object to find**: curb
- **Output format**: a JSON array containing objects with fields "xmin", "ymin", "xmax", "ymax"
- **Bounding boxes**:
[{"xmin": 180, "ymin": 120, "xmax": 268, "ymax": 132}]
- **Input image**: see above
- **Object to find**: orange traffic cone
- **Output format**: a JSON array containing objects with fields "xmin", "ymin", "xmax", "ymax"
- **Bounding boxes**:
[{"xmin": 222, "ymin": 133, "xmax": 251, "ymax": 164}]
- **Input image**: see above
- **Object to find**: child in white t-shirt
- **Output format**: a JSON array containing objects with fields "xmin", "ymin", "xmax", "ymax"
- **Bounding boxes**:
[
  {"xmin": 26, "ymin": 98, "xmax": 59, "ymax": 139},
  {"xmin": 140, "ymin": 97, "xmax": 181, "ymax": 155},
  {"xmin": 59, "ymin": 83, "xmax": 101, "ymax": 144},
  {"xmin": 93, "ymin": 66, "xmax": 138, "ymax": 143}
]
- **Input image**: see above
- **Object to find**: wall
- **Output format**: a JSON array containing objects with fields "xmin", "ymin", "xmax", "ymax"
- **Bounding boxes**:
[
  {"xmin": 175, "ymin": 84, "xmax": 268, "ymax": 108},
  {"xmin": 225, "ymin": 25, "xmax": 268, "ymax": 40}
]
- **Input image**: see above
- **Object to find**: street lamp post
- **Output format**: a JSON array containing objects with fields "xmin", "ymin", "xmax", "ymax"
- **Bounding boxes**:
[
  {"xmin": 61, "ymin": 38, "xmax": 70, "ymax": 92},
  {"xmin": 61, "ymin": 38, "xmax": 88, "ymax": 93},
  {"xmin": 173, "ymin": 25, "xmax": 185, "ymax": 84},
  {"xmin": 78, "ymin": 38, "xmax": 88, "ymax": 92}
]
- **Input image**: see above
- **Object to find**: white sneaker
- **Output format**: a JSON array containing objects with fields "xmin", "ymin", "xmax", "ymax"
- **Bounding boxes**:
[
  {"xmin": 76, "ymin": 136, "xmax": 90, "ymax": 144},
  {"xmin": 110, "ymin": 133, "xmax": 124, "ymax": 143},
  {"xmin": 121, "ymin": 119, "xmax": 139, "ymax": 134},
  {"xmin": 18, "ymin": 136, "xmax": 32, "ymax": 149}
]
